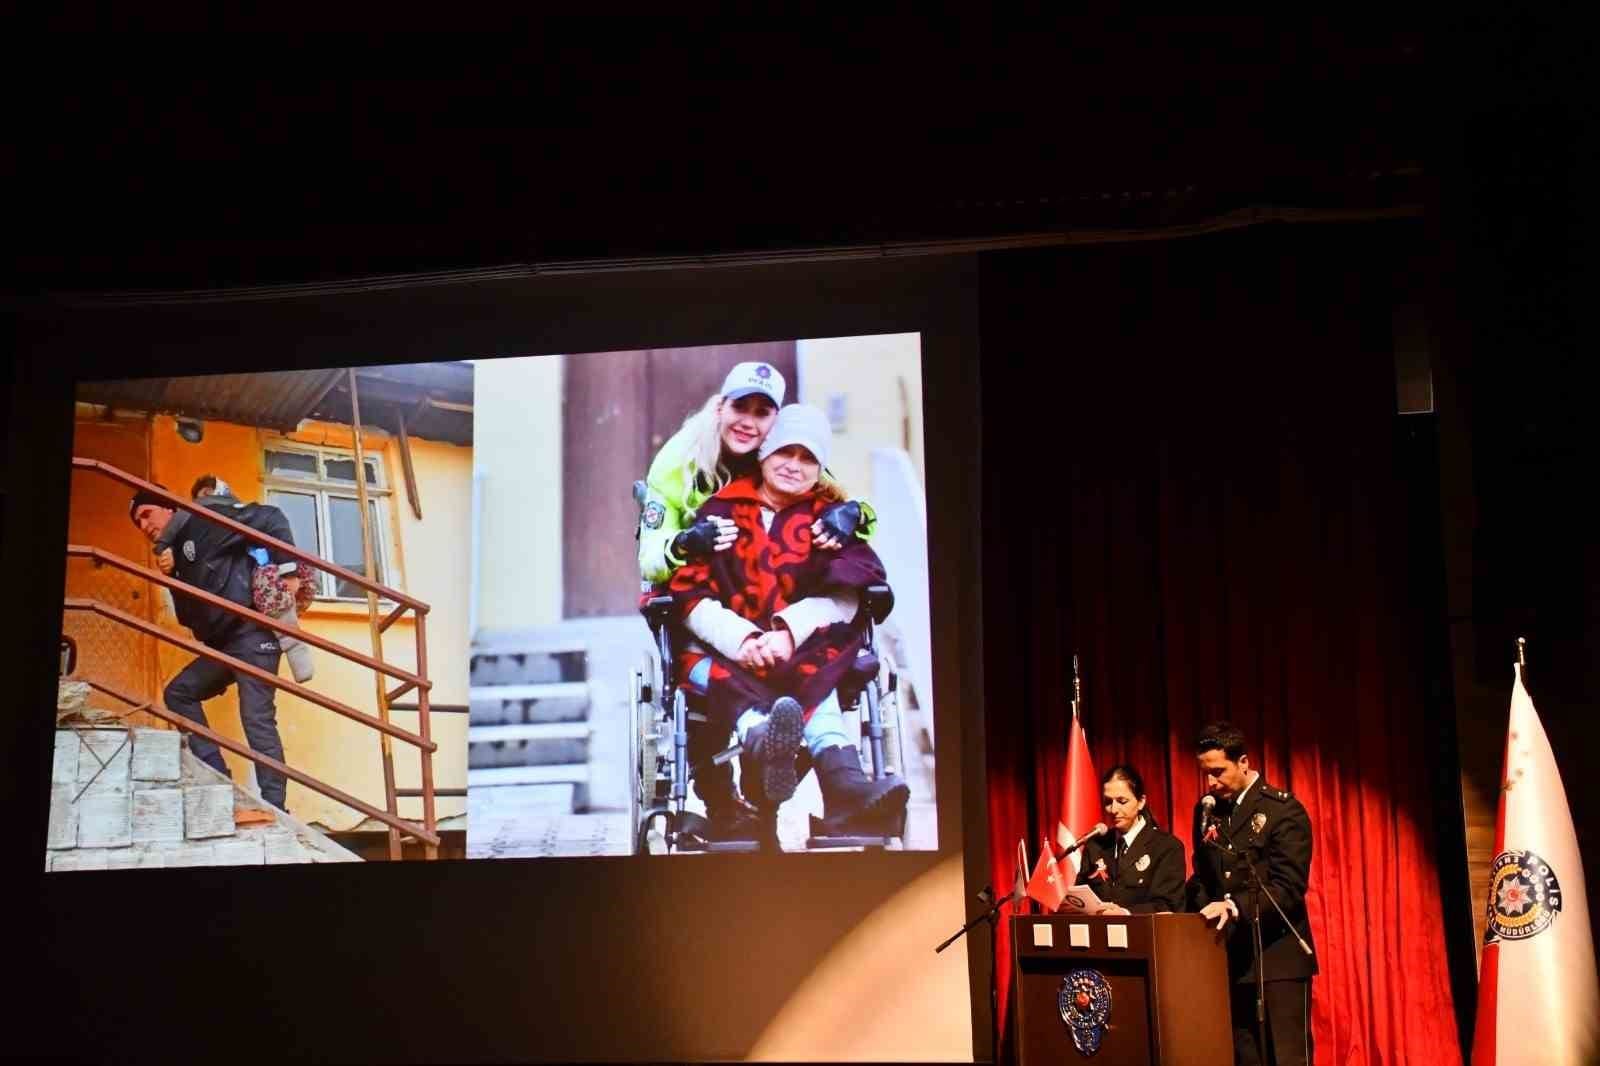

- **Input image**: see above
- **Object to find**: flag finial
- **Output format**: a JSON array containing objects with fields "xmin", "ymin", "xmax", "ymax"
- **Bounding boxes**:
[
  {"xmin": 1072, "ymin": 653, "xmax": 1082, "ymax": 713},
  {"xmin": 1516, "ymin": 636, "xmax": 1527, "ymax": 667}
]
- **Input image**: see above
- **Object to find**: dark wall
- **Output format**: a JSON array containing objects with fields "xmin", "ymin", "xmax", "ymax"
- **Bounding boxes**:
[{"xmin": 1425, "ymin": 18, "xmax": 1598, "ymax": 958}]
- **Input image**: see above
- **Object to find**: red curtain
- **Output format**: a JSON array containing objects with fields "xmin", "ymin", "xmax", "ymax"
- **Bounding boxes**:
[{"xmin": 981, "ymin": 226, "xmax": 1462, "ymax": 1064}]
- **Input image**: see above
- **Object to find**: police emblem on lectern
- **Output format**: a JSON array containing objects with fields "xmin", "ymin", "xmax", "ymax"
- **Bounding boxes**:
[{"xmin": 1058, "ymin": 969, "xmax": 1112, "ymax": 1055}]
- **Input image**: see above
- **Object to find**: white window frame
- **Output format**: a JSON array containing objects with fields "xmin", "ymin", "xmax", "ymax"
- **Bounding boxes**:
[{"xmin": 261, "ymin": 440, "xmax": 397, "ymax": 603}]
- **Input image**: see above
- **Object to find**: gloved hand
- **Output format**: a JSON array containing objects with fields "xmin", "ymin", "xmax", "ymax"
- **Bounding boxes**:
[
  {"xmin": 817, "ymin": 500, "xmax": 864, "ymax": 544},
  {"xmin": 673, "ymin": 517, "xmax": 724, "ymax": 560}
]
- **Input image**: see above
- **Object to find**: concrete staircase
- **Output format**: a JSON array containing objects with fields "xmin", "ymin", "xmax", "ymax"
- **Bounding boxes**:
[
  {"xmin": 468, "ymin": 639, "xmax": 593, "ymax": 811},
  {"xmin": 466, "ymin": 618, "xmax": 656, "ymax": 858},
  {"xmin": 46, "ymin": 726, "xmax": 362, "ymax": 870}
]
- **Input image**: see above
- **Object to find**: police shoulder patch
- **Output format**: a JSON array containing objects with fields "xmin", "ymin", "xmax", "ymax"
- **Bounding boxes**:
[{"xmin": 182, "ymin": 540, "xmax": 197, "ymax": 562}]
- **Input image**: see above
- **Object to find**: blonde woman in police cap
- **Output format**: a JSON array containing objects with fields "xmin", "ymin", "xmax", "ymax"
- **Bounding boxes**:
[{"xmin": 636, "ymin": 362, "xmax": 874, "ymax": 585}]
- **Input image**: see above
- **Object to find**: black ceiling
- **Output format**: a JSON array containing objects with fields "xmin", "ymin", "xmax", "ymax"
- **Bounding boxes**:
[{"xmin": 11, "ymin": 19, "xmax": 1476, "ymax": 294}]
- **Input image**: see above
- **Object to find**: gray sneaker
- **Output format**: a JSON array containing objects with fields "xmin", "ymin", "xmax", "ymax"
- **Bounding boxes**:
[{"xmin": 282, "ymin": 636, "xmax": 315, "ymax": 683}]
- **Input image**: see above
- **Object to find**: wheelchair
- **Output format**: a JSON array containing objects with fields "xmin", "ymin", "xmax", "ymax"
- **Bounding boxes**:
[{"xmin": 627, "ymin": 486, "xmax": 910, "ymax": 855}]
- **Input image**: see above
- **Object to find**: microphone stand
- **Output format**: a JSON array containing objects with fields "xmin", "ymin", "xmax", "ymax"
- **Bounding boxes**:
[
  {"xmin": 1235, "ymin": 842, "xmax": 1314, "ymax": 1061},
  {"xmin": 936, "ymin": 885, "xmax": 1015, "ymax": 1066}
]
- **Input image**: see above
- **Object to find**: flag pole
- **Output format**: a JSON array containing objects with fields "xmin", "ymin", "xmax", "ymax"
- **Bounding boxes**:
[
  {"xmin": 1054, "ymin": 650, "xmax": 1092, "ymax": 866},
  {"xmin": 1071, "ymin": 652, "xmax": 1082, "ymax": 720},
  {"xmin": 1020, "ymin": 838, "xmax": 1032, "ymax": 915}
]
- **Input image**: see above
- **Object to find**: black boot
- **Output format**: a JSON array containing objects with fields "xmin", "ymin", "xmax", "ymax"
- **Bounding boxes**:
[
  {"xmin": 814, "ymin": 745, "xmax": 909, "ymax": 831},
  {"xmin": 739, "ymin": 697, "xmax": 805, "ymax": 808},
  {"xmin": 695, "ymin": 761, "xmax": 761, "ymax": 840}
]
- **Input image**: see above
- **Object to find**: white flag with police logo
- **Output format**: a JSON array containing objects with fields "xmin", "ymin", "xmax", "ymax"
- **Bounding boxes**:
[{"xmin": 1471, "ymin": 662, "xmax": 1599, "ymax": 1065}]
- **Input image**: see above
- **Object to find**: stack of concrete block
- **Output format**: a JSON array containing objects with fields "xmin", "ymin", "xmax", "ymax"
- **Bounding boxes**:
[
  {"xmin": 45, "ymin": 727, "xmax": 361, "ymax": 871},
  {"xmin": 467, "ymin": 639, "xmax": 593, "ymax": 810}
]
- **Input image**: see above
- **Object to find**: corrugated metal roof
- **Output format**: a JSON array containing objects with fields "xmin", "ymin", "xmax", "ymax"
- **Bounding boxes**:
[{"xmin": 76, "ymin": 363, "xmax": 474, "ymax": 445}]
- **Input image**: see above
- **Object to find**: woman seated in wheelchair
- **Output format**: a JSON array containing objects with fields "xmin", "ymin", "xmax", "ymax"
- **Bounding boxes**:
[
  {"xmin": 666, "ymin": 403, "xmax": 910, "ymax": 836},
  {"xmin": 636, "ymin": 362, "xmax": 874, "ymax": 838}
]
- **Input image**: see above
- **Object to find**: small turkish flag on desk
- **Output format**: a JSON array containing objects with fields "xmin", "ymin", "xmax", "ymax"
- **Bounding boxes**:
[{"xmin": 1027, "ymin": 835, "xmax": 1067, "ymax": 913}]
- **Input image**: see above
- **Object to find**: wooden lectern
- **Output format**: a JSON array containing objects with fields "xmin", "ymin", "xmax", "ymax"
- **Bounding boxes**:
[{"xmin": 1011, "ymin": 913, "xmax": 1233, "ymax": 1065}]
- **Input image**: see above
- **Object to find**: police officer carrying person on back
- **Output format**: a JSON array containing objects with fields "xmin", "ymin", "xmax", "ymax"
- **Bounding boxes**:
[
  {"xmin": 130, "ymin": 485, "xmax": 300, "ymax": 812},
  {"xmin": 1188, "ymin": 721, "xmax": 1317, "ymax": 1066}
]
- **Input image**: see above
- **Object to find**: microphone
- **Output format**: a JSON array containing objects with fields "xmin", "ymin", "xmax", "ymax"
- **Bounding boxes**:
[
  {"xmin": 1199, "ymin": 794, "xmax": 1224, "ymax": 848},
  {"xmin": 1059, "ymin": 823, "xmax": 1108, "ymax": 857}
]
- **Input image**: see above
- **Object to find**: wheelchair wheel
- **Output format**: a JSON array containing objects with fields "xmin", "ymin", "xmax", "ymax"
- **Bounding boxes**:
[{"xmin": 628, "ymin": 665, "xmax": 666, "ymax": 855}]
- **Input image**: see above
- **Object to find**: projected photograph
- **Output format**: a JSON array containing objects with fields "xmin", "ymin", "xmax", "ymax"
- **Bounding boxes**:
[
  {"xmin": 468, "ymin": 335, "xmax": 938, "ymax": 856},
  {"xmin": 48, "ymin": 364, "xmax": 472, "ymax": 870}
]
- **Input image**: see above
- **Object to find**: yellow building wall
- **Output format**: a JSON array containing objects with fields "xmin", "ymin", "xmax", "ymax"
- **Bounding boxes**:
[
  {"xmin": 118, "ymin": 414, "xmax": 472, "ymax": 833},
  {"xmin": 473, "ymin": 354, "xmax": 564, "ymax": 634},
  {"xmin": 795, "ymin": 333, "xmax": 925, "ymax": 500},
  {"xmin": 65, "ymin": 414, "xmax": 166, "ymax": 724}
]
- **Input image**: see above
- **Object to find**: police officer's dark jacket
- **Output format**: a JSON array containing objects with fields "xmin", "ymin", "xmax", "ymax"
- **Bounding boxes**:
[
  {"xmin": 164, "ymin": 499, "xmax": 296, "ymax": 648},
  {"xmin": 1188, "ymin": 777, "xmax": 1319, "ymax": 983},
  {"xmin": 1073, "ymin": 817, "xmax": 1187, "ymax": 913}
]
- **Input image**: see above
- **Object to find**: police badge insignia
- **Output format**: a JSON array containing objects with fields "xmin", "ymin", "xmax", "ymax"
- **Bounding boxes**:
[
  {"xmin": 642, "ymin": 501, "xmax": 665, "ymax": 530},
  {"xmin": 1135, "ymin": 853, "xmax": 1151, "ymax": 872},
  {"xmin": 1485, "ymin": 849, "xmax": 1564, "ymax": 944},
  {"xmin": 1058, "ymin": 969, "xmax": 1113, "ymax": 1055},
  {"xmin": 1250, "ymin": 812, "xmax": 1267, "ymax": 835},
  {"xmin": 182, "ymin": 540, "xmax": 196, "ymax": 562}
]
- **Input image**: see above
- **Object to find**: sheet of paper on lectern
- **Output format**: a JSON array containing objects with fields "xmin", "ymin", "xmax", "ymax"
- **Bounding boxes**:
[{"xmin": 1058, "ymin": 883, "xmax": 1103, "ymax": 915}]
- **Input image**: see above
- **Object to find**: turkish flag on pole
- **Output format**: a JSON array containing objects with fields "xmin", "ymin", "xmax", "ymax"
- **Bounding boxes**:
[
  {"xmin": 1055, "ymin": 711, "xmax": 1100, "ymax": 875},
  {"xmin": 1471, "ymin": 662, "xmax": 1600, "ymax": 1065},
  {"xmin": 1026, "ymin": 835, "xmax": 1067, "ymax": 913}
]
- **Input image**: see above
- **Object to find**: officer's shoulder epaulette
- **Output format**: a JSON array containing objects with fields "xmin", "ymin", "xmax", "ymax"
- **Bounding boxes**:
[{"xmin": 1263, "ymin": 786, "xmax": 1292, "ymax": 803}]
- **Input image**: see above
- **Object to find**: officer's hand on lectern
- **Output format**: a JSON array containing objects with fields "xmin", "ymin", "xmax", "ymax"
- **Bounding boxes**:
[{"xmin": 1199, "ymin": 900, "xmax": 1236, "ymax": 930}]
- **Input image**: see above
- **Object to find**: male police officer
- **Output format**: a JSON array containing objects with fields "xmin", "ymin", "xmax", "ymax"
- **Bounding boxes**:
[
  {"xmin": 1188, "ymin": 721, "xmax": 1317, "ymax": 1066},
  {"xmin": 130, "ymin": 486, "xmax": 298, "ymax": 811}
]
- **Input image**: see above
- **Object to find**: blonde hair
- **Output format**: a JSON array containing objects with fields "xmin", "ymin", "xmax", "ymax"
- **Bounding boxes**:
[{"xmin": 676, "ymin": 393, "xmax": 737, "ymax": 496}]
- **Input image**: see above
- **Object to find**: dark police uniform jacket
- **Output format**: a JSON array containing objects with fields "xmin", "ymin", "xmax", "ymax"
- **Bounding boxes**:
[
  {"xmin": 165, "ymin": 499, "xmax": 296, "ymax": 649},
  {"xmin": 1188, "ymin": 778, "xmax": 1318, "ymax": 983},
  {"xmin": 1073, "ymin": 819, "xmax": 1187, "ymax": 913}
]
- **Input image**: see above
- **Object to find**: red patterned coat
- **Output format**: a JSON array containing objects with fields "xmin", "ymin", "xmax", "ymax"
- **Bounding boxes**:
[{"xmin": 667, "ymin": 476, "xmax": 888, "ymax": 732}]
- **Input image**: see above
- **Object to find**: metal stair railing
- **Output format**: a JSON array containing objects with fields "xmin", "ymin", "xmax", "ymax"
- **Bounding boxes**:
[{"xmin": 66, "ymin": 458, "xmax": 441, "ymax": 856}]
